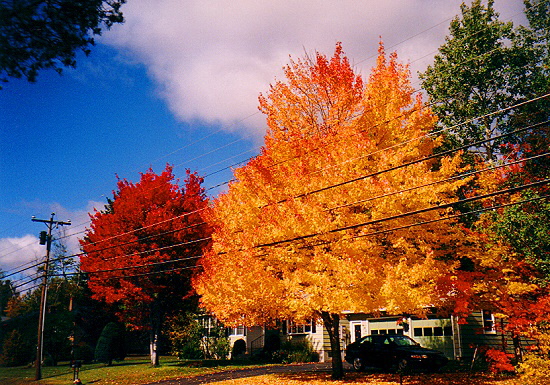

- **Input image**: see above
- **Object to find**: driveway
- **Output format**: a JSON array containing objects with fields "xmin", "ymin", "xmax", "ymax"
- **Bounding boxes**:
[{"xmin": 146, "ymin": 362, "xmax": 333, "ymax": 385}]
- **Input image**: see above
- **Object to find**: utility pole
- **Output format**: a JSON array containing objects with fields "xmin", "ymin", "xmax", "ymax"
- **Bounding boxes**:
[{"xmin": 32, "ymin": 213, "xmax": 71, "ymax": 381}]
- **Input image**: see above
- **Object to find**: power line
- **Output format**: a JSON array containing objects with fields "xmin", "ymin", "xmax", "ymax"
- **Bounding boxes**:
[
  {"xmin": 3, "ymin": 115, "xmax": 547, "ymax": 288},
  {"xmin": 69, "ymin": 177, "xmax": 550, "ymax": 278},
  {"xmin": 255, "ymin": 178, "xmax": 550, "ymax": 248},
  {"xmin": 69, "ymin": 253, "xmax": 203, "ymax": 277},
  {"xmin": 60, "ymin": 118, "xmax": 550, "ymax": 265},
  {"xmin": 4, "ymin": 117, "xmax": 548, "ymax": 284},
  {"xmin": 52, "ymin": 191, "xmax": 550, "ymax": 282},
  {"xmin": 22, "ymin": 169, "xmax": 535, "ymax": 293},
  {"xmin": 328, "ymin": 151, "xmax": 550, "ymax": 213},
  {"xmin": 262, "ymin": 118, "xmax": 550, "ymax": 207},
  {"xmin": 2, "ymin": 16, "xmax": 545, "ymax": 276}
]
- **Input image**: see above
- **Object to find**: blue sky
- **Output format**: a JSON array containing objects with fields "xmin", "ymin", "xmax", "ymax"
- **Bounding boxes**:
[{"xmin": 0, "ymin": 0, "xmax": 526, "ymax": 287}]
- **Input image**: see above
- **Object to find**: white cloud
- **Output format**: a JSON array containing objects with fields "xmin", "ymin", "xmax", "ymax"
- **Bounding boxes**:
[
  {"xmin": 0, "ymin": 201, "xmax": 104, "ymax": 288},
  {"xmin": 102, "ymin": 0, "xmax": 526, "ymax": 140},
  {"xmin": 0, "ymin": 235, "xmax": 43, "ymax": 274}
]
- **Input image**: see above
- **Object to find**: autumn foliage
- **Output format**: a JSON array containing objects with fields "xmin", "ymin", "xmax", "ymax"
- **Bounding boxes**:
[
  {"xmin": 462, "ymin": 142, "xmax": 550, "ymax": 365},
  {"xmin": 194, "ymin": 43, "xmax": 483, "ymax": 378},
  {"xmin": 80, "ymin": 166, "xmax": 211, "ymax": 365}
]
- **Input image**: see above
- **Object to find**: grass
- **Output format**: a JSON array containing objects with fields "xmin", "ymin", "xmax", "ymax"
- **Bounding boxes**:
[{"xmin": 0, "ymin": 356, "xmax": 259, "ymax": 385}]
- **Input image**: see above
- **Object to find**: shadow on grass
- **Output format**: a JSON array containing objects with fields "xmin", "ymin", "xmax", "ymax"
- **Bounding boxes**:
[{"xmin": 37, "ymin": 357, "xmax": 261, "ymax": 382}]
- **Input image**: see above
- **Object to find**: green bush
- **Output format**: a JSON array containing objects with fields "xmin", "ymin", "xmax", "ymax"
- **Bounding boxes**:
[
  {"xmin": 517, "ymin": 353, "xmax": 550, "ymax": 385},
  {"xmin": 74, "ymin": 343, "xmax": 95, "ymax": 363},
  {"xmin": 207, "ymin": 334, "xmax": 230, "ymax": 360},
  {"xmin": 0, "ymin": 329, "xmax": 33, "ymax": 367},
  {"xmin": 170, "ymin": 317, "xmax": 203, "ymax": 360},
  {"xmin": 167, "ymin": 313, "xmax": 230, "ymax": 360},
  {"xmin": 94, "ymin": 322, "xmax": 126, "ymax": 365},
  {"xmin": 272, "ymin": 339, "xmax": 319, "ymax": 364}
]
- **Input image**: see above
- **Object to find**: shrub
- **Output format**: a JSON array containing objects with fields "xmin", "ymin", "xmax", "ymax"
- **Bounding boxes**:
[
  {"xmin": 485, "ymin": 348, "xmax": 515, "ymax": 373},
  {"xmin": 74, "ymin": 343, "xmax": 95, "ymax": 363},
  {"xmin": 272, "ymin": 339, "xmax": 319, "ymax": 364},
  {"xmin": 0, "ymin": 329, "xmax": 33, "ymax": 367},
  {"xmin": 168, "ymin": 315, "xmax": 203, "ymax": 359},
  {"xmin": 167, "ymin": 313, "xmax": 230, "ymax": 360},
  {"xmin": 517, "ymin": 353, "xmax": 550, "ymax": 385},
  {"xmin": 94, "ymin": 322, "xmax": 126, "ymax": 365},
  {"xmin": 207, "ymin": 334, "xmax": 230, "ymax": 360}
]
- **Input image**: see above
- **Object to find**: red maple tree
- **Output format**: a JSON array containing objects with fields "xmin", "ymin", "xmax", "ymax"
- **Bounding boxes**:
[{"xmin": 80, "ymin": 165, "xmax": 211, "ymax": 366}]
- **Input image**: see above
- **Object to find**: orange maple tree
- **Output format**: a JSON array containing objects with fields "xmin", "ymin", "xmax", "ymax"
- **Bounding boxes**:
[
  {"xmin": 194, "ymin": 43, "xmax": 479, "ymax": 379},
  {"xmin": 80, "ymin": 165, "xmax": 211, "ymax": 366}
]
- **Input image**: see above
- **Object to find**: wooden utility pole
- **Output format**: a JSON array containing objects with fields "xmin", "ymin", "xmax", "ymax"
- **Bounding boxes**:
[{"xmin": 32, "ymin": 213, "xmax": 71, "ymax": 380}]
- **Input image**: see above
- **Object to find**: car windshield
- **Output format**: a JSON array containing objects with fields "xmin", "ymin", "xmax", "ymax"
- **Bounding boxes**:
[{"xmin": 385, "ymin": 335, "xmax": 418, "ymax": 346}]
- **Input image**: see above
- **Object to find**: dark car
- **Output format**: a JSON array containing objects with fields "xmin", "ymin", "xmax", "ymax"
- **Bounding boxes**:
[{"xmin": 345, "ymin": 334, "xmax": 448, "ymax": 372}]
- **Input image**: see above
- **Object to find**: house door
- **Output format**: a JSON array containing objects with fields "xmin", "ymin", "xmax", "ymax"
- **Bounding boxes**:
[{"xmin": 350, "ymin": 321, "xmax": 366, "ymax": 343}]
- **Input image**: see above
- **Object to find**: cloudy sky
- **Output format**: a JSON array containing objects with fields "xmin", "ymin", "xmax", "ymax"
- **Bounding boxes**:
[{"xmin": 0, "ymin": 0, "xmax": 527, "ymax": 289}]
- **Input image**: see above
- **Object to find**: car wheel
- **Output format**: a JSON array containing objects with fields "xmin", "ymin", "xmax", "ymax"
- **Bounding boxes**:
[
  {"xmin": 353, "ymin": 357, "xmax": 364, "ymax": 372},
  {"xmin": 397, "ymin": 358, "xmax": 408, "ymax": 372}
]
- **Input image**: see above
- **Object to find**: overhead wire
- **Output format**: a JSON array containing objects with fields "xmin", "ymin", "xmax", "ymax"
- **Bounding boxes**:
[
  {"xmin": 1, "ymin": 7, "xmax": 543, "ymax": 288},
  {"xmin": 19, "ymin": 117, "xmax": 547, "ymax": 267},
  {"xmin": 4, "ymin": 98, "xmax": 549, "ymax": 289},
  {"xmin": 0, "ymin": 8, "xmax": 531, "ymax": 263},
  {"xmin": 6, "ymin": 112, "xmax": 546, "ymax": 294},
  {"xmin": 255, "ymin": 178, "xmax": 550, "ymax": 248},
  {"xmin": 262, "ymin": 116, "xmax": 550, "ymax": 207},
  {"xmin": 9, "ymin": 142, "xmax": 548, "ymax": 291},
  {"xmin": 328, "ymin": 150, "xmax": 550, "ymax": 213},
  {"xmin": 40, "ymin": 184, "xmax": 550, "ymax": 282}
]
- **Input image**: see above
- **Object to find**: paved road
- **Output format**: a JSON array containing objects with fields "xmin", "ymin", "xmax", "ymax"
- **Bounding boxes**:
[{"xmin": 146, "ymin": 362, "xmax": 334, "ymax": 385}]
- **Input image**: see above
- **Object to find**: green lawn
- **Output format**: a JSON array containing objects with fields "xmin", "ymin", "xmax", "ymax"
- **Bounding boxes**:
[{"xmin": 0, "ymin": 356, "xmax": 259, "ymax": 385}]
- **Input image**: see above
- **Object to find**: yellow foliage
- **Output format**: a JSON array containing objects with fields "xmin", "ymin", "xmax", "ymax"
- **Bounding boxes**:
[
  {"xmin": 518, "ymin": 353, "xmax": 550, "ymax": 385},
  {"xmin": 194, "ymin": 43, "xmax": 481, "ymax": 327},
  {"xmin": 505, "ymin": 281, "xmax": 539, "ymax": 296},
  {"xmin": 212, "ymin": 371, "xmax": 520, "ymax": 385}
]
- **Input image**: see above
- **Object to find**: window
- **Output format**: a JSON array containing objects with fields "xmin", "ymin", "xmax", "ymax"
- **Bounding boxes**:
[
  {"xmin": 288, "ymin": 320, "xmax": 317, "ymax": 334},
  {"xmin": 228, "ymin": 326, "xmax": 246, "ymax": 336},
  {"xmin": 371, "ymin": 328, "xmax": 401, "ymax": 335},
  {"xmin": 482, "ymin": 310, "xmax": 496, "ymax": 333},
  {"xmin": 198, "ymin": 316, "xmax": 219, "ymax": 336},
  {"xmin": 413, "ymin": 325, "xmax": 452, "ymax": 337}
]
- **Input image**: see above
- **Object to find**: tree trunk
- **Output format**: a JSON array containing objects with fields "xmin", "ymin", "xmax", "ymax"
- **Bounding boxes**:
[
  {"xmin": 321, "ymin": 311, "xmax": 344, "ymax": 380},
  {"xmin": 513, "ymin": 335, "xmax": 523, "ymax": 363},
  {"xmin": 149, "ymin": 327, "xmax": 160, "ymax": 367},
  {"xmin": 149, "ymin": 302, "xmax": 162, "ymax": 367}
]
